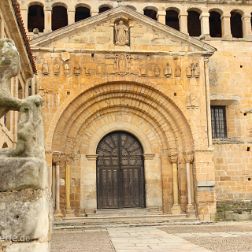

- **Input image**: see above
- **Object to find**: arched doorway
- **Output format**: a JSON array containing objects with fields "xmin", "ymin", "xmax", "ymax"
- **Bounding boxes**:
[{"xmin": 96, "ymin": 131, "xmax": 145, "ymax": 209}]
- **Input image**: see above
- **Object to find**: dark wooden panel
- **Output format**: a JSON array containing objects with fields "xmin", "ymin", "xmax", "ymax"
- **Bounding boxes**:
[{"xmin": 97, "ymin": 131, "xmax": 145, "ymax": 209}]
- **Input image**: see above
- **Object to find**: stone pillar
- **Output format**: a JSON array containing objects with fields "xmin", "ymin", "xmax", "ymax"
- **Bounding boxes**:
[
  {"xmin": 158, "ymin": 11, "xmax": 166, "ymax": 25},
  {"xmin": 44, "ymin": 7, "xmax": 52, "ymax": 33},
  {"xmin": 185, "ymin": 152, "xmax": 195, "ymax": 215},
  {"xmin": 200, "ymin": 12, "xmax": 210, "ymax": 38},
  {"xmin": 68, "ymin": 10, "xmax": 75, "ymax": 25},
  {"xmin": 221, "ymin": 14, "xmax": 232, "ymax": 39},
  {"xmin": 65, "ymin": 162, "xmax": 74, "ymax": 216},
  {"xmin": 242, "ymin": 14, "xmax": 252, "ymax": 39},
  {"xmin": 179, "ymin": 11, "xmax": 188, "ymax": 34},
  {"xmin": 53, "ymin": 152, "xmax": 63, "ymax": 217},
  {"xmin": 170, "ymin": 153, "xmax": 181, "ymax": 214},
  {"xmin": 91, "ymin": 8, "xmax": 99, "ymax": 16},
  {"xmin": 160, "ymin": 150, "xmax": 173, "ymax": 213}
]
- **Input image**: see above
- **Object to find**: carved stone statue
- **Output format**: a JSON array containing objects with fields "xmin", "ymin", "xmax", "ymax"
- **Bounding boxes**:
[
  {"xmin": 0, "ymin": 39, "xmax": 22, "ymax": 118},
  {"xmin": 0, "ymin": 38, "xmax": 50, "ymax": 251},
  {"xmin": 115, "ymin": 20, "xmax": 129, "ymax": 46},
  {"xmin": 0, "ymin": 95, "xmax": 44, "ymax": 159}
]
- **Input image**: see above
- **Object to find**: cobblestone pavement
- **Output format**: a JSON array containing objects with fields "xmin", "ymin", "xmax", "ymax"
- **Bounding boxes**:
[{"xmin": 52, "ymin": 222, "xmax": 252, "ymax": 252}]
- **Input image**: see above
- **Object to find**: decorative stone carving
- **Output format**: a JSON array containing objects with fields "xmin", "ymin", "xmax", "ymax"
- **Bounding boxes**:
[
  {"xmin": 114, "ymin": 54, "xmax": 131, "ymax": 75},
  {"xmin": 0, "ymin": 96, "xmax": 44, "ymax": 159},
  {"xmin": 186, "ymin": 94, "xmax": 199, "ymax": 109},
  {"xmin": 53, "ymin": 58, "xmax": 61, "ymax": 76},
  {"xmin": 42, "ymin": 61, "xmax": 49, "ymax": 75},
  {"xmin": 0, "ymin": 39, "xmax": 21, "ymax": 118},
  {"xmin": 164, "ymin": 63, "xmax": 172, "ymax": 78},
  {"xmin": 114, "ymin": 19, "xmax": 129, "ymax": 46},
  {"xmin": 175, "ymin": 65, "xmax": 181, "ymax": 77},
  {"xmin": 73, "ymin": 63, "xmax": 81, "ymax": 76},
  {"xmin": 64, "ymin": 63, "xmax": 71, "ymax": 75},
  {"xmin": 193, "ymin": 63, "xmax": 200, "ymax": 78},
  {"xmin": 186, "ymin": 64, "xmax": 193, "ymax": 78}
]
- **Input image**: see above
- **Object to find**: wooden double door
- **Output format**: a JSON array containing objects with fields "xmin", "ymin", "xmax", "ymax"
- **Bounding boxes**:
[{"xmin": 97, "ymin": 131, "xmax": 145, "ymax": 209}]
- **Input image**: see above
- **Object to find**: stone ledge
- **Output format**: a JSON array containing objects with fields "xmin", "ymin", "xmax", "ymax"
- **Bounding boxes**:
[
  {"xmin": 1, "ymin": 241, "xmax": 49, "ymax": 252},
  {"xmin": 0, "ymin": 189, "xmax": 50, "ymax": 242},
  {"xmin": 0, "ymin": 158, "xmax": 48, "ymax": 192}
]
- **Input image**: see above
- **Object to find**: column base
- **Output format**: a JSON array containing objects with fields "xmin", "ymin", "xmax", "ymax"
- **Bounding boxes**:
[
  {"xmin": 187, "ymin": 204, "xmax": 196, "ymax": 216},
  {"xmin": 54, "ymin": 209, "xmax": 63, "ymax": 218},
  {"xmin": 171, "ymin": 204, "xmax": 181, "ymax": 214},
  {"xmin": 65, "ymin": 208, "xmax": 75, "ymax": 217}
]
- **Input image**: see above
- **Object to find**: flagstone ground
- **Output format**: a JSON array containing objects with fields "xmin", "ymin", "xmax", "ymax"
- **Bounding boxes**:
[{"xmin": 51, "ymin": 221, "xmax": 252, "ymax": 252}]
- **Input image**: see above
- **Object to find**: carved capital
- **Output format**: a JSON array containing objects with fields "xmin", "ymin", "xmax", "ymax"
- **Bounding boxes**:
[
  {"xmin": 52, "ymin": 151, "xmax": 63, "ymax": 164},
  {"xmin": 185, "ymin": 152, "xmax": 194, "ymax": 164},
  {"xmin": 169, "ymin": 153, "xmax": 178, "ymax": 164}
]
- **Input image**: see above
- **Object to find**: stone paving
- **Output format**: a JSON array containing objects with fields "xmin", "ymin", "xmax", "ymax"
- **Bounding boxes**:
[{"xmin": 51, "ymin": 222, "xmax": 252, "ymax": 252}]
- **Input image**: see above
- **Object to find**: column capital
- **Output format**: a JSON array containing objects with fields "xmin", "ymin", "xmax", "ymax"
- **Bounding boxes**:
[
  {"xmin": 221, "ymin": 14, "xmax": 231, "ymax": 19},
  {"xmin": 185, "ymin": 152, "xmax": 194, "ymax": 163},
  {"xmin": 52, "ymin": 151, "xmax": 62, "ymax": 164},
  {"xmin": 200, "ymin": 12, "xmax": 210, "ymax": 19},
  {"xmin": 169, "ymin": 153, "xmax": 178, "ymax": 163}
]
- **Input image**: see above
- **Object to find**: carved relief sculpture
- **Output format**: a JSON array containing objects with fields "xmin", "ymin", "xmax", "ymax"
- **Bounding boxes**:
[
  {"xmin": 193, "ymin": 63, "xmax": 200, "ymax": 78},
  {"xmin": 186, "ymin": 64, "xmax": 193, "ymax": 78},
  {"xmin": 42, "ymin": 60, "xmax": 49, "ymax": 75},
  {"xmin": 114, "ymin": 19, "xmax": 129, "ymax": 46},
  {"xmin": 53, "ymin": 58, "xmax": 61, "ymax": 76},
  {"xmin": 164, "ymin": 63, "xmax": 172, "ymax": 78}
]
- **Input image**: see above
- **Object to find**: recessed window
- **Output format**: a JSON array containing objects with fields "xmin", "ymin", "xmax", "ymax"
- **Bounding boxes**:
[
  {"xmin": 211, "ymin": 106, "xmax": 227, "ymax": 139},
  {"xmin": 28, "ymin": 4, "xmax": 44, "ymax": 32},
  {"xmin": 166, "ymin": 10, "xmax": 179, "ymax": 31},
  {"xmin": 209, "ymin": 11, "xmax": 222, "ymax": 37},
  {"xmin": 75, "ymin": 6, "xmax": 90, "ymax": 22}
]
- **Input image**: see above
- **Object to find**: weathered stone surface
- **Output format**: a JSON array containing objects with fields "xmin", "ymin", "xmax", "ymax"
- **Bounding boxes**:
[
  {"xmin": 0, "ymin": 189, "xmax": 50, "ymax": 241},
  {"xmin": 5, "ymin": 242, "xmax": 49, "ymax": 252},
  {"xmin": 0, "ymin": 158, "xmax": 48, "ymax": 192}
]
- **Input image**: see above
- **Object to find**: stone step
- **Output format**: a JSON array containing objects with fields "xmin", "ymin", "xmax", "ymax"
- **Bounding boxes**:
[{"xmin": 54, "ymin": 214, "xmax": 200, "ymax": 230}]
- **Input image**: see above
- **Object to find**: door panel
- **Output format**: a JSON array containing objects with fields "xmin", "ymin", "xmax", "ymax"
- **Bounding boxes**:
[{"xmin": 97, "ymin": 131, "xmax": 145, "ymax": 209}]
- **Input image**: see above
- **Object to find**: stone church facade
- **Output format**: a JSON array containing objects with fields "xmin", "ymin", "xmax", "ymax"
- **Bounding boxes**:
[{"xmin": 18, "ymin": 0, "xmax": 252, "ymax": 221}]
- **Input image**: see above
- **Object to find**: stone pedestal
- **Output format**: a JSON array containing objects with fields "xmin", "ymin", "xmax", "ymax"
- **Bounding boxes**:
[{"xmin": 0, "ymin": 158, "xmax": 51, "ymax": 252}]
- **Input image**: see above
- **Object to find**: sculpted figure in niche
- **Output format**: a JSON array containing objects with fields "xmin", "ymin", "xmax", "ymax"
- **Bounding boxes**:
[
  {"xmin": 0, "ymin": 39, "xmax": 22, "ymax": 118},
  {"xmin": 115, "ymin": 20, "xmax": 129, "ymax": 46},
  {"xmin": 164, "ymin": 63, "xmax": 172, "ymax": 78},
  {"xmin": 53, "ymin": 58, "xmax": 61, "ymax": 75}
]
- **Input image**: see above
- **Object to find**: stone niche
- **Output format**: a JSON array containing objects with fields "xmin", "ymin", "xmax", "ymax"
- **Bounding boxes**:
[{"xmin": 0, "ymin": 39, "xmax": 51, "ymax": 252}]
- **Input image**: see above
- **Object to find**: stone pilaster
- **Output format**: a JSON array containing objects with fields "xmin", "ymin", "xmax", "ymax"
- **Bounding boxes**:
[{"xmin": 68, "ymin": 9, "xmax": 75, "ymax": 25}]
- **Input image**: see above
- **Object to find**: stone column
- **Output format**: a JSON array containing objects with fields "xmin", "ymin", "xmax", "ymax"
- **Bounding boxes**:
[
  {"xmin": 200, "ymin": 12, "xmax": 210, "ymax": 38},
  {"xmin": 91, "ymin": 8, "xmax": 99, "ymax": 16},
  {"xmin": 242, "ymin": 14, "xmax": 252, "ymax": 39},
  {"xmin": 221, "ymin": 13, "xmax": 232, "ymax": 39},
  {"xmin": 65, "ymin": 156, "xmax": 74, "ymax": 216},
  {"xmin": 160, "ymin": 150, "xmax": 173, "ymax": 213},
  {"xmin": 68, "ymin": 10, "xmax": 75, "ymax": 25},
  {"xmin": 158, "ymin": 11, "xmax": 166, "ymax": 25},
  {"xmin": 170, "ymin": 153, "xmax": 181, "ymax": 214},
  {"xmin": 44, "ymin": 7, "xmax": 52, "ymax": 33},
  {"xmin": 185, "ymin": 152, "xmax": 195, "ymax": 214},
  {"xmin": 53, "ymin": 152, "xmax": 63, "ymax": 217},
  {"xmin": 179, "ymin": 11, "xmax": 188, "ymax": 34}
]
